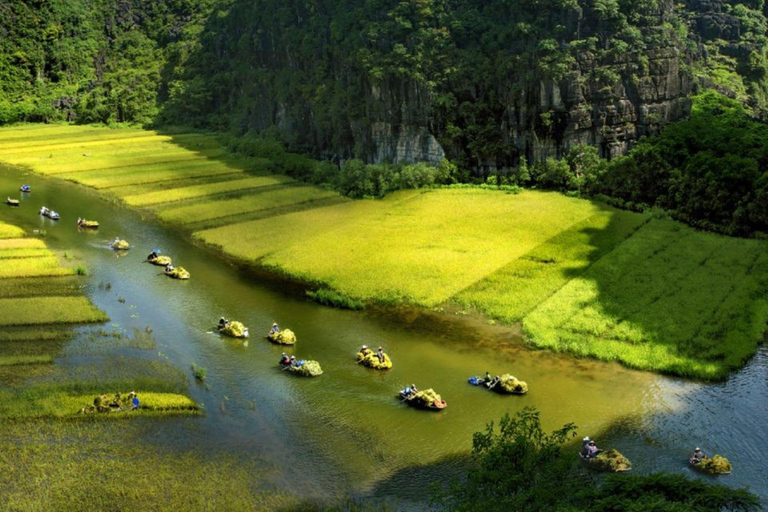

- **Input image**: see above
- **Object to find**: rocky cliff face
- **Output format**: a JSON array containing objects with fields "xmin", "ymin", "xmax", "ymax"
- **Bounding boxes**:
[{"xmin": 172, "ymin": 0, "xmax": 765, "ymax": 170}]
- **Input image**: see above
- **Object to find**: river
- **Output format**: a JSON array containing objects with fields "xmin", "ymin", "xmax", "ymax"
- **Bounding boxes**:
[{"xmin": 1, "ymin": 164, "xmax": 766, "ymax": 507}]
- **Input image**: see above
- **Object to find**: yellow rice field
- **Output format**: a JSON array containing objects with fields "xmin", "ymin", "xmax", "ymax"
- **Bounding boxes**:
[
  {"xmin": 124, "ymin": 175, "xmax": 293, "ymax": 206},
  {"xmin": 0, "ymin": 296, "xmax": 107, "ymax": 326},
  {"xmin": 0, "ymin": 221, "xmax": 25, "ymax": 239}
]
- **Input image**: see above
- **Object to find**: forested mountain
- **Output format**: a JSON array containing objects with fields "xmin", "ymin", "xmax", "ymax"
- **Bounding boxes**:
[{"xmin": 3, "ymin": 0, "xmax": 767, "ymax": 168}]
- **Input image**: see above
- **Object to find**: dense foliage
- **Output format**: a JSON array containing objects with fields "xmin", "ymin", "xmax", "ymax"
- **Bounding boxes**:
[
  {"xmin": 0, "ymin": 0, "xmax": 216, "ymax": 125},
  {"xmin": 438, "ymin": 407, "xmax": 760, "ymax": 512}
]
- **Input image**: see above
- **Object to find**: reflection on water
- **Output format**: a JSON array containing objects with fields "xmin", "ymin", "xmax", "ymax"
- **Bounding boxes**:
[{"xmin": 1, "ymin": 165, "xmax": 766, "ymax": 505}]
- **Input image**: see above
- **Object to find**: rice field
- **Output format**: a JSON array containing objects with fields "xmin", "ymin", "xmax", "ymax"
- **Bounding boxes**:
[
  {"xmin": 0, "ymin": 221, "xmax": 25, "ymax": 239},
  {"xmin": 1, "ymin": 124, "xmax": 766, "ymax": 379},
  {"xmin": 0, "ymin": 296, "xmax": 107, "ymax": 326}
]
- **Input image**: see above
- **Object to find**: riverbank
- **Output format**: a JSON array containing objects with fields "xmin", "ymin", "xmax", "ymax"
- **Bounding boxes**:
[{"xmin": 1, "ymin": 124, "xmax": 766, "ymax": 380}]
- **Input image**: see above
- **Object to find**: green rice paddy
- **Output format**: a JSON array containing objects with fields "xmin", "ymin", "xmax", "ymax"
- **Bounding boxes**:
[{"xmin": 1, "ymin": 124, "xmax": 766, "ymax": 380}]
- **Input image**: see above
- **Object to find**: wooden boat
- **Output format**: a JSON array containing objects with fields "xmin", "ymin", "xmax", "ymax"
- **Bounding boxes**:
[
  {"xmin": 39, "ymin": 207, "xmax": 59, "ymax": 220},
  {"xmin": 468, "ymin": 374, "xmax": 528, "ymax": 395},
  {"xmin": 398, "ymin": 388, "xmax": 447, "ymax": 411},
  {"xmin": 77, "ymin": 218, "xmax": 99, "ymax": 229},
  {"xmin": 20, "ymin": 185, "xmax": 31, "ymax": 193},
  {"xmin": 5, "ymin": 197, "xmax": 19, "ymax": 207}
]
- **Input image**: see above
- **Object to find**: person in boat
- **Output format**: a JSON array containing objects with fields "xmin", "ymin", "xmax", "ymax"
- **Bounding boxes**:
[
  {"xmin": 165, "ymin": 262, "xmax": 175, "ymax": 273},
  {"xmin": 403, "ymin": 383, "xmax": 419, "ymax": 397},
  {"xmin": 113, "ymin": 237, "xmax": 121, "ymax": 246},
  {"xmin": 40, "ymin": 206, "xmax": 48, "ymax": 215},
  {"xmin": 583, "ymin": 440, "xmax": 600, "ymax": 459},
  {"xmin": 690, "ymin": 447, "xmax": 707, "ymax": 464},
  {"xmin": 359, "ymin": 344, "xmax": 371, "ymax": 356},
  {"xmin": 271, "ymin": 322, "xmax": 280, "ymax": 334},
  {"xmin": 147, "ymin": 250, "xmax": 159, "ymax": 261},
  {"xmin": 487, "ymin": 375, "xmax": 501, "ymax": 389},
  {"xmin": 290, "ymin": 355, "xmax": 300, "ymax": 368},
  {"xmin": 218, "ymin": 317, "xmax": 229, "ymax": 330},
  {"xmin": 377, "ymin": 346, "xmax": 385, "ymax": 363},
  {"xmin": 483, "ymin": 371, "xmax": 492, "ymax": 385},
  {"xmin": 279, "ymin": 353, "xmax": 291, "ymax": 367}
]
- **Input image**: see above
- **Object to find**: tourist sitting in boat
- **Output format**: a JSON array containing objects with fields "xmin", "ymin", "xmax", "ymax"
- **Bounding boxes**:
[
  {"xmin": 148, "ymin": 250, "xmax": 159, "ymax": 261},
  {"xmin": 290, "ymin": 355, "xmax": 300, "ymax": 367},
  {"xmin": 165, "ymin": 263, "xmax": 175, "ymax": 272},
  {"xmin": 113, "ymin": 237, "xmax": 121, "ymax": 246},
  {"xmin": 218, "ymin": 317, "xmax": 229, "ymax": 330},
  {"xmin": 689, "ymin": 447, "xmax": 707, "ymax": 464},
  {"xmin": 359, "ymin": 345, "xmax": 371, "ymax": 356},
  {"xmin": 40, "ymin": 206, "xmax": 48, "ymax": 215},
  {"xmin": 280, "ymin": 353, "xmax": 291, "ymax": 367},
  {"xmin": 271, "ymin": 322, "xmax": 280, "ymax": 334},
  {"xmin": 484, "ymin": 371, "xmax": 492, "ymax": 385},
  {"xmin": 402, "ymin": 384, "xmax": 419, "ymax": 398},
  {"xmin": 583, "ymin": 440, "xmax": 601, "ymax": 459},
  {"xmin": 377, "ymin": 346, "xmax": 385, "ymax": 363}
]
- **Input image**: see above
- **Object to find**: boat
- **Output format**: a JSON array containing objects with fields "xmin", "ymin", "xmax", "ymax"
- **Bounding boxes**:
[
  {"xmin": 110, "ymin": 239, "xmax": 130, "ymax": 250},
  {"xmin": 218, "ymin": 320, "xmax": 249, "ymax": 338},
  {"xmin": 147, "ymin": 251, "xmax": 172, "ymax": 266},
  {"xmin": 77, "ymin": 218, "xmax": 99, "ymax": 229},
  {"xmin": 579, "ymin": 449, "xmax": 632, "ymax": 472},
  {"xmin": 689, "ymin": 454, "xmax": 732, "ymax": 475},
  {"xmin": 468, "ymin": 373, "xmax": 528, "ymax": 395},
  {"xmin": 279, "ymin": 359, "xmax": 322, "ymax": 377},
  {"xmin": 266, "ymin": 329, "xmax": 296, "ymax": 345},
  {"xmin": 39, "ymin": 207, "xmax": 59, "ymax": 220},
  {"xmin": 5, "ymin": 197, "xmax": 19, "ymax": 207},
  {"xmin": 398, "ymin": 387, "xmax": 446, "ymax": 411},
  {"xmin": 165, "ymin": 266, "xmax": 190, "ymax": 280},
  {"xmin": 356, "ymin": 348, "xmax": 392, "ymax": 370},
  {"xmin": 20, "ymin": 185, "xmax": 31, "ymax": 193}
]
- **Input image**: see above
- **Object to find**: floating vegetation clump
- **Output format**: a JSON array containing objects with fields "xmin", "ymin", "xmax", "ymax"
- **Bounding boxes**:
[
  {"xmin": 78, "ymin": 391, "xmax": 138, "ymax": 414},
  {"xmin": 285, "ymin": 360, "xmax": 322, "ymax": 377},
  {"xmin": 267, "ymin": 329, "xmax": 296, "ymax": 345},
  {"xmin": 77, "ymin": 219, "xmax": 99, "ymax": 229},
  {"xmin": 220, "ymin": 321, "xmax": 247, "ymax": 338},
  {"xmin": 356, "ymin": 350, "xmax": 392, "ymax": 370},
  {"xmin": 403, "ymin": 388, "xmax": 446, "ymax": 410},
  {"xmin": 111, "ymin": 239, "xmax": 130, "ymax": 250},
  {"xmin": 496, "ymin": 374, "xmax": 528, "ymax": 394},
  {"xmin": 148, "ymin": 255, "xmax": 172, "ymax": 266},
  {"xmin": 697, "ymin": 455, "xmax": 732, "ymax": 475},
  {"xmin": 585, "ymin": 449, "xmax": 632, "ymax": 472},
  {"xmin": 165, "ymin": 267, "xmax": 190, "ymax": 280}
]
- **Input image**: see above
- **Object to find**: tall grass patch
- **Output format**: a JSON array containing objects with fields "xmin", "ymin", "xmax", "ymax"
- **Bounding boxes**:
[
  {"xmin": 158, "ymin": 185, "xmax": 339, "ymax": 224},
  {"xmin": 0, "ymin": 296, "xmax": 108, "ymax": 326},
  {"xmin": 522, "ymin": 219, "xmax": 768, "ymax": 379},
  {"xmin": 0, "ymin": 222, "xmax": 25, "ymax": 239}
]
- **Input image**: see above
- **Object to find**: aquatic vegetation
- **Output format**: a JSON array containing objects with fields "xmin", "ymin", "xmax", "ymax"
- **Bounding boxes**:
[
  {"xmin": 284, "ymin": 360, "xmax": 323, "ymax": 377},
  {"xmin": 219, "ymin": 321, "xmax": 247, "ymax": 338},
  {"xmin": 0, "ymin": 297, "xmax": 108, "ymax": 326},
  {"xmin": 696, "ymin": 455, "xmax": 733, "ymax": 475},
  {"xmin": 356, "ymin": 350, "xmax": 392, "ymax": 370},
  {"xmin": 496, "ymin": 374, "xmax": 528, "ymax": 394},
  {"xmin": 266, "ymin": 329, "xmax": 296, "ymax": 345},
  {"xmin": 191, "ymin": 363, "xmax": 207, "ymax": 381},
  {"xmin": 584, "ymin": 449, "xmax": 632, "ymax": 472}
]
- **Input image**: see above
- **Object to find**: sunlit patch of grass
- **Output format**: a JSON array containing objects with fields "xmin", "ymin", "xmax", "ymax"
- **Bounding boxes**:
[
  {"xmin": 0, "ymin": 256, "xmax": 75, "ymax": 279},
  {"xmin": 0, "ymin": 296, "xmax": 108, "ymax": 326},
  {"xmin": 0, "ymin": 355, "xmax": 54, "ymax": 366},
  {"xmin": 158, "ymin": 185, "xmax": 339, "ymax": 224},
  {"xmin": 0, "ymin": 246, "xmax": 54, "ymax": 259},
  {"xmin": 124, "ymin": 175, "xmax": 293, "ymax": 206},
  {"xmin": 260, "ymin": 189, "xmax": 601, "ymax": 306},
  {"xmin": 0, "ymin": 327, "xmax": 74, "ymax": 343},
  {"xmin": 454, "ymin": 210, "xmax": 648, "ymax": 322},
  {"xmin": 522, "ymin": 219, "xmax": 768, "ymax": 380},
  {"xmin": 0, "ymin": 238, "xmax": 46, "ymax": 250},
  {"xmin": 0, "ymin": 221, "xmax": 25, "ymax": 239}
]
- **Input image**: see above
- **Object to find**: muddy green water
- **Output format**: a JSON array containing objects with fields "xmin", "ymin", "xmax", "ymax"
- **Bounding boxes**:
[{"xmin": 1, "ymin": 165, "xmax": 766, "ymax": 506}]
